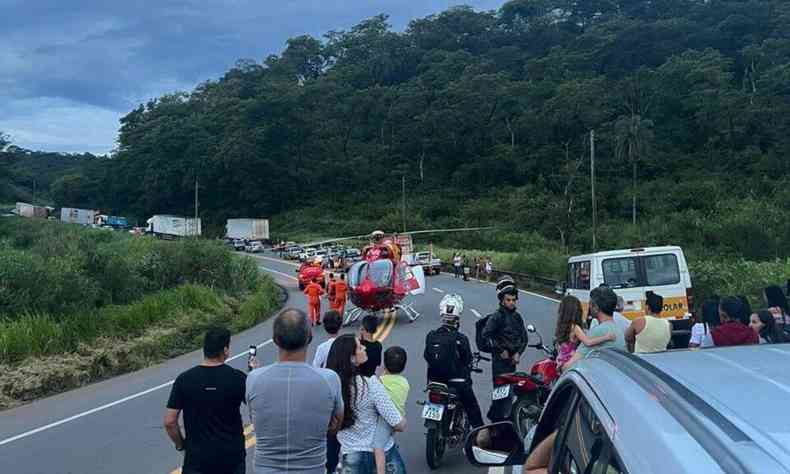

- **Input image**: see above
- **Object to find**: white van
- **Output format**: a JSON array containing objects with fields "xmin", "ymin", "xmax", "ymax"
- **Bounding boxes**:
[{"xmin": 564, "ymin": 246, "xmax": 693, "ymax": 321}]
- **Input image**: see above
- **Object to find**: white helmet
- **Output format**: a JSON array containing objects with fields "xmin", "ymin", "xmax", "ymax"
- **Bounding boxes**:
[{"xmin": 439, "ymin": 294, "xmax": 464, "ymax": 317}]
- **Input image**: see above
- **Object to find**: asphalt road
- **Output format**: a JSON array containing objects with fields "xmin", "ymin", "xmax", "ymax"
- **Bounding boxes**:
[{"xmin": 0, "ymin": 251, "xmax": 559, "ymax": 474}]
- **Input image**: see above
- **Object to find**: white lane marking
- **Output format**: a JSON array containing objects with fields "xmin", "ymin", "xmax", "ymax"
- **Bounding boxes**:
[
  {"xmin": 0, "ymin": 340, "xmax": 274, "ymax": 447},
  {"xmin": 260, "ymin": 266, "xmax": 298, "ymax": 281},
  {"xmin": 432, "ymin": 288, "xmax": 445, "ymax": 293},
  {"xmin": 471, "ymin": 309, "xmax": 482, "ymax": 319},
  {"xmin": 488, "ymin": 467, "xmax": 506, "ymax": 474},
  {"xmin": 255, "ymin": 254, "xmax": 299, "ymax": 267}
]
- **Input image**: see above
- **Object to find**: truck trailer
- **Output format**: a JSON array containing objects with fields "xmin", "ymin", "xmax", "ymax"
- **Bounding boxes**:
[
  {"xmin": 146, "ymin": 215, "xmax": 201, "ymax": 239},
  {"xmin": 225, "ymin": 218, "xmax": 269, "ymax": 241},
  {"xmin": 60, "ymin": 207, "xmax": 98, "ymax": 225},
  {"xmin": 15, "ymin": 202, "xmax": 49, "ymax": 218}
]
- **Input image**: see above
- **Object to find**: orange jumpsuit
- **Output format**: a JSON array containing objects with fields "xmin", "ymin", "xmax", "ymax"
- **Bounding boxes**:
[
  {"xmin": 304, "ymin": 282, "xmax": 325, "ymax": 325},
  {"xmin": 332, "ymin": 280, "xmax": 348, "ymax": 316},
  {"xmin": 327, "ymin": 279, "xmax": 337, "ymax": 307}
]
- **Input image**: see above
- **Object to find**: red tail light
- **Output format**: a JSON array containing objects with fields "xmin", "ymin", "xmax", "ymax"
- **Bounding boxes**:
[
  {"xmin": 494, "ymin": 375, "xmax": 513, "ymax": 386},
  {"xmin": 429, "ymin": 391, "xmax": 448, "ymax": 404}
]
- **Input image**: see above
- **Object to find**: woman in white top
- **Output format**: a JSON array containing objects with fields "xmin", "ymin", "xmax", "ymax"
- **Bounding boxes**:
[
  {"xmin": 327, "ymin": 334, "xmax": 406, "ymax": 474},
  {"xmin": 689, "ymin": 296, "xmax": 720, "ymax": 348}
]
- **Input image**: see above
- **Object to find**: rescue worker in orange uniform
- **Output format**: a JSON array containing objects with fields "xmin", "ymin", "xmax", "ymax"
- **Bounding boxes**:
[
  {"xmin": 327, "ymin": 273, "xmax": 337, "ymax": 308},
  {"xmin": 332, "ymin": 273, "xmax": 349, "ymax": 316},
  {"xmin": 304, "ymin": 278, "xmax": 325, "ymax": 326}
]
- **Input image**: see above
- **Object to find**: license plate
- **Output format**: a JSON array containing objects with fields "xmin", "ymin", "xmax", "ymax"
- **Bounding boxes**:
[
  {"xmin": 492, "ymin": 385, "xmax": 511, "ymax": 401},
  {"xmin": 422, "ymin": 403, "xmax": 445, "ymax": 421}
]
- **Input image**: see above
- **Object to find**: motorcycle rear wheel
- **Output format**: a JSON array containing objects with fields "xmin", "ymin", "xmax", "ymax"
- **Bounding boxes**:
[
  {"xmin": 512, "ymin": 395, "xmax": 541, "ymax": 440},
  {"xmin": 426, "ymin": 427, "xmax": 446, "ymax": 470}
]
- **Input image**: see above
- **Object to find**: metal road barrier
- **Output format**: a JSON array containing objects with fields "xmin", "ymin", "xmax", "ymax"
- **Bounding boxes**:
[{"xmin": 439, "ymin": 263, "xmax": 560, "ymax": 293}]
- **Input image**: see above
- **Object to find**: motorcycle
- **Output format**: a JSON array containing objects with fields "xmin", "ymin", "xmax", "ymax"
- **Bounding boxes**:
[
  {"xmin": 491, "ymin": 324, "xmax": 559, "ymax": 439},
  {"xmin": 418, "ymin": 352, "xmax": 489, "ymax": 470}
]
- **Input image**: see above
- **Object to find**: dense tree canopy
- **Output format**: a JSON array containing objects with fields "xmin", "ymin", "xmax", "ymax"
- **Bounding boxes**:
[{"xmin": 29, "ymin": 1, "xmax": 790, "ymax": 258}]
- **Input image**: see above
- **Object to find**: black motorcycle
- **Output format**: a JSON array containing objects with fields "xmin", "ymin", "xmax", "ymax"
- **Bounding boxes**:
[{"xmin": 418, "ymin": 352, "xmax": 489, "ymax": 469}]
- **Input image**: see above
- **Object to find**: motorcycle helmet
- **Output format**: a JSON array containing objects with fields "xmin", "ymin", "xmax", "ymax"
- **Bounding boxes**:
[
  {"xmin": 439, "ymin": 294, "xmax": 464, "ymax": 328},
  {"xmin": 496, "ymin": 275, "xmax": 518, "ymax": 301}
]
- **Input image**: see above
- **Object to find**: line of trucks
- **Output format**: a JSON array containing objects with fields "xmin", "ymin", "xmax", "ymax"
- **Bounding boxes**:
[{"xmin": 12, "ymin": 203, "xmax": 270, "ymax": 242}]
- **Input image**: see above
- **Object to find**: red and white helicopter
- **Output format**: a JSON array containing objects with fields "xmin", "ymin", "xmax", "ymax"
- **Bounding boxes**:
[{"xmin": 302, "ymin": 227, "xmax": 492, "ymax": 325}]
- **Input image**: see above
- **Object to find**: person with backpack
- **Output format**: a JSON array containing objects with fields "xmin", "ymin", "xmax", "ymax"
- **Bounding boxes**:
[
  {"xmin": 424, "ymin": 294, "xmax": 484, "ymax": 428},
  {"xmin": 480, "ymin": 276, "xmax": 528, "ymax": 421}
]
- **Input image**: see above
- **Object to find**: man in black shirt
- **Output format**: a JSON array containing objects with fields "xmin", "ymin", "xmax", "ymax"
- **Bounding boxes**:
[
  {"xmin": 357, "ymin": 315, "xmax": 382, "ymax": 377},
  {"xmin": 164, "ymin": 326, "xmax": 247, "ymax": 474}
]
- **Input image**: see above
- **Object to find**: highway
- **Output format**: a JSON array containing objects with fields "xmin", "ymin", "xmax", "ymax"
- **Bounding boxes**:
[{"xmin": 0, "ymin": 251, "xmax": 560, "ymax": 474}]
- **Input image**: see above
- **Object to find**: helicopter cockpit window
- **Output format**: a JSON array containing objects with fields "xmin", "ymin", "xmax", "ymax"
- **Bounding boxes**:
[
  {"xmin": 348, "ymin": 261, "xmax": 367, "ymax": 287},
  {"xmin": 367, "ymin": 259, "xmax": 393, "ymax": 287}
]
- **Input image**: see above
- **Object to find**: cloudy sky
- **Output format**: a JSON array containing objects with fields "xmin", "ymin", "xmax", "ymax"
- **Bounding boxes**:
[{"xmin": 0, "ymin": 0, "xmax": 503, "ymax": 155}]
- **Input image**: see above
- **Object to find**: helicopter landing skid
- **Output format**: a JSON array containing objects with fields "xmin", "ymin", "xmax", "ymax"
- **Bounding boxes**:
[
  {"xmin": 343, "ymin": 307, "xmax": 365, "ymax": 327},
  {"xmin": 393, "ymin": 301, "xmax": 421, "ymax": 323}
]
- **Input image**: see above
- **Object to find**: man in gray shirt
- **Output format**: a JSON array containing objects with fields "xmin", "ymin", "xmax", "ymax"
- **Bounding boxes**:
[
  {"xmin": 247, "ymin": 308, "xmax": 344, "ymax": 473},
  {"xmin": 565, "ymin": 286, "xmax": 627, "ymax": 369}
]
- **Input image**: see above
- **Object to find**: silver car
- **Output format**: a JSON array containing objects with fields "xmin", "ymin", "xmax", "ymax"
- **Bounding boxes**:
[{"xmin": 466, "ymin": 344, "xmax": 790, "ymax": 473}]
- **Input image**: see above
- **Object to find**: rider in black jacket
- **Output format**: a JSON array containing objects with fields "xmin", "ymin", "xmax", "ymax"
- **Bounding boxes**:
[
  {"xmin": 483, "ymin": 275, "xmax": 528, "ymax": 421},
  {"xmin": 424, "ymin": 294, "xmax": 484, "ymax": 428}
]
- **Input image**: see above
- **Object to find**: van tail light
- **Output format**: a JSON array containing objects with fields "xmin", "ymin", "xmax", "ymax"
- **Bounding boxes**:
[{"xmin": 686, "ymin": 287, "xmax": 694, "ymax": 318}]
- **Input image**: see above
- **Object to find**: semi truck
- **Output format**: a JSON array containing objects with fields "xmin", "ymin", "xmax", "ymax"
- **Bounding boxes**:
[
  {"xmin": 225, "ymin": 218, "xmax": 270, "ymax": 241},
  {"xmin": 60, "ymin": 207, "xmax": 98, "ymax": 225},
  {"xmin": 146, "ymin": 215, "xmax": 201, "ymax": 239},
  {"xmin": 15, "ymin": 202, "xmax": 49, "ymax": 218}
]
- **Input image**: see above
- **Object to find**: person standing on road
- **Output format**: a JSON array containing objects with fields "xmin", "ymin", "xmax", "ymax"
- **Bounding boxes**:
[
  {"xmin": 327, "ymin": 273, "xmax": 337, "ymax": 309},
  {"xmin": 314, "ymin": 310, "xmax": 343, "ymax": 368},
  {"xmin": 246, "ymin": 309, "xmax": 344, "ymax": 474},
  {"xmin": 484, "ymin": 258, "xmax": 493, "ymax": 282},
  {"xmin": 164, "ymin": 326, "xmax": 247, "ymax": 474},
  {"xmin": 453, "ymin": 253, "xmax": 462, "ymax": 279},
  {"xmin": 689, "ymin": 296, "xmax": 720, "ymax": 348},
  {"xmin": 424, "ymin": 294, "xmax": 484, "ymax": 428},
  {"xmin": 563, "ymin": 286, "xmax": 627, "ymax": 370},
  {"xmin": 328, "ymin": 335, "xmax": 407, "ymax": 474},
  {"xmin": 358, "ymin": 315, "xmax": 382, "ymax": 377},
  {"xmin": 625, "ymin": 291, "xmax": 671, "ymax": 353},
  {"xmin": 332, "ymin": 274, "xmax": 349, "ymax": 316},
  {"xmin": 712, "ymin": 297, "xmax": 759, "ymax": 347},
  {"xmin": 764, "ymin": 285, "xmax": 790, "ymax": 333},
  {"xmin": 305, "ymin": 278, "xmax": 325, "ymax": 326},
  {"xmin": 482, "ymin": 276, "xmax": 528, "ymax": 422}
]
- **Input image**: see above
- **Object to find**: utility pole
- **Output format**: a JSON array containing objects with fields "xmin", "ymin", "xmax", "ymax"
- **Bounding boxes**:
[
  {"xmin": 590, "ymin": 130, "xmax": 597, "ymax": 251},
  {"xmin": 401, "ymin": 175, "xmax": 406, "ymax": 233},
  {"xmin": 32, "ymin": 179, "xmax": 36, "ymax": 205},
  {"xmin": 194, "ymin": 177, "xmax": 199, "ymax": 238}
]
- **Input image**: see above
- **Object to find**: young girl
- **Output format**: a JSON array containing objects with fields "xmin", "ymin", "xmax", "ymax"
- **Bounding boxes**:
[{"xmin": 554, "ymin": 295, "xmax": 615, "ymax": 368}]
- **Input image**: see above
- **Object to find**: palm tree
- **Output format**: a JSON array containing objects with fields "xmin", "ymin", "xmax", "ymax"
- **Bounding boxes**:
[{"xmin": 614, "ymin": 114, "xmax": 654, "ymax": 227}]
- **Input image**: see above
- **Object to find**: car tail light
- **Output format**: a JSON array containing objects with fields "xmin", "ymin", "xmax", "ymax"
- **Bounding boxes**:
[
  {"xmin": 429, "ymin": 391, "xmax": 448, "ymax": 404},
  {"xmin": 494, "ymin": 375, "xmax": 513, "ymax": 386}
]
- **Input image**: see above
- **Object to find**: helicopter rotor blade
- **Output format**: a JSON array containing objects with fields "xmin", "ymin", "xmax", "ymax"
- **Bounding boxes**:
[{"xmin": 400, "ymin": 226, "xmax": 496, "ymax": 236}]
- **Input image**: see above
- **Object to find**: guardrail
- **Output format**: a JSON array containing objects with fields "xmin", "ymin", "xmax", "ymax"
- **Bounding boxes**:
[{"xmin": 439, "ymin": 263, "xmax": 561, "ymax": 293}]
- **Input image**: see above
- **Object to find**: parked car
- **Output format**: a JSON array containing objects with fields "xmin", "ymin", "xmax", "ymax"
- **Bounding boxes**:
[
  {"xmin": 232, "ymin": 239, "xmax": 247, "ymax": 251},
  {"xmin": 465, "ymin": 345, "xmax": 790, "ymax": 473},
  {"xmin": 245, "ymin": 241, "xmax": 264, "ymax": 253},
  {"xmin": 414, "ymin": 251, "xmax": 442, "ymax": 275}
]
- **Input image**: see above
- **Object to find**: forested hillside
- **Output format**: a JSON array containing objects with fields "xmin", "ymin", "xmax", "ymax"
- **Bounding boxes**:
[{"xmin": 21, "ymin": 0, "xmax": 790, "ymax": 260}]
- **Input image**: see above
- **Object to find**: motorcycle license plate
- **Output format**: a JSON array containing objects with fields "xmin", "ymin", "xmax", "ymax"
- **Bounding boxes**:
[
  {"xmin": 492, "ymin": 385, "xmax": 511, "ymax": 401},
  {"xmin": 422, "ymin": 403, "xmax": 445, "ymax": 421}
]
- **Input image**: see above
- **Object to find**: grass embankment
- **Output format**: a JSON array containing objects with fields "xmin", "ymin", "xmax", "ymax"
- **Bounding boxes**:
[{"xmin": 0, "ymin": 218, "xmax": 282, "ymax": 409}]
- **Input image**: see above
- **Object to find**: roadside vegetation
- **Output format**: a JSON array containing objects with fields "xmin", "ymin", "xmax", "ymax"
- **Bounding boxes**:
[{"xmin": 0, "ymin": 218, "xmax": 282, "ymax": 409}]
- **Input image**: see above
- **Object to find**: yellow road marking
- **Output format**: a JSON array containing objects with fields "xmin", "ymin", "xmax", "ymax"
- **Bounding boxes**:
[
  {"xmin": 375, "ymin": 310, "xmax": 397, "ymax": 342},
  {"xmin": 169, "ymin": 425, "xmax": 256, "ymax": 474}
]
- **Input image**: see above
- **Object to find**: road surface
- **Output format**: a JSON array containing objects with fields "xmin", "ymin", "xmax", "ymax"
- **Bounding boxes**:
[{"xmin": 0, "ymin": 251, "xmax": 559, "ymax": 474}]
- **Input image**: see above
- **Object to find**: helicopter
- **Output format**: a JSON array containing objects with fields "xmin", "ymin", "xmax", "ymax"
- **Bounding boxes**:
[{"xmin": 301, "ymin": 227, "xmax": 493, "ymax": 326}]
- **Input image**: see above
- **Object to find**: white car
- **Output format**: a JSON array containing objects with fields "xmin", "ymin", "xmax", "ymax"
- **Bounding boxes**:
[{"xmin": 245, "ymin": 241, "xmax": 264, "ymax": 253}]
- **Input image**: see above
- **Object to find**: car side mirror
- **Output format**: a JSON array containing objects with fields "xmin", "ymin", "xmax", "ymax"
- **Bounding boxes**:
[
  {"xmin": 526, "ymin": 324, "xmax": 536, "ymax": 333},
  {"xmin": 464, "ymin": 421, "xmax": 526, "ymax": 467}
]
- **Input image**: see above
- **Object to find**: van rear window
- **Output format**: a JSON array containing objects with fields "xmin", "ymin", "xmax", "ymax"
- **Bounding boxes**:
[
  {"xmin": 569, "ymin": 261, "xmax": 591, "ymax": 290},
  {"xmin": 644, "ymin": 254, "xmax": 680, "ymax": 286},
  {"xmin": 602, "ymin": 257, "xmax": 639, "ymax": 288}
]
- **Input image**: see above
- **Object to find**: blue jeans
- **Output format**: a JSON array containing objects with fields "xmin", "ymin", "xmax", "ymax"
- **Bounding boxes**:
[{"xmin": 341, "ymin": 445, "xmax": 406, "ymax": 474}]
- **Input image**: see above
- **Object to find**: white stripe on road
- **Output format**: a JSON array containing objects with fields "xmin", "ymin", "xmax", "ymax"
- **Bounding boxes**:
[
  {"xmin": 260, "ymin": 266, "xmax": 299, "ymax": 281},
  {"xmin": 432, "ymin": 288, "xmax": 445, "ymax": 293},
  {"xmin": 488, "ymin": 467, "xmax": 506, "ymax": 474},
  {"xmin": 254, "ymin": 254, "xmax": 300, "ymax": 267},
  {"xmin": 0, "ymin": 340, "xmax": 274, "ymax": 448},
  {"xmin": 471, "ymin": 309, "xmax": 482, "ymax": 319},
  {"xmin": 480, "ymin": 280, "xmax": 560, "ymax": 303}
]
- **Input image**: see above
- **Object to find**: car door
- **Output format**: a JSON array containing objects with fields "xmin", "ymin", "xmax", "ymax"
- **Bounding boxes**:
[{"xmin": 526, "ymin": 380, "xmax": 628, "ymax": 474}]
